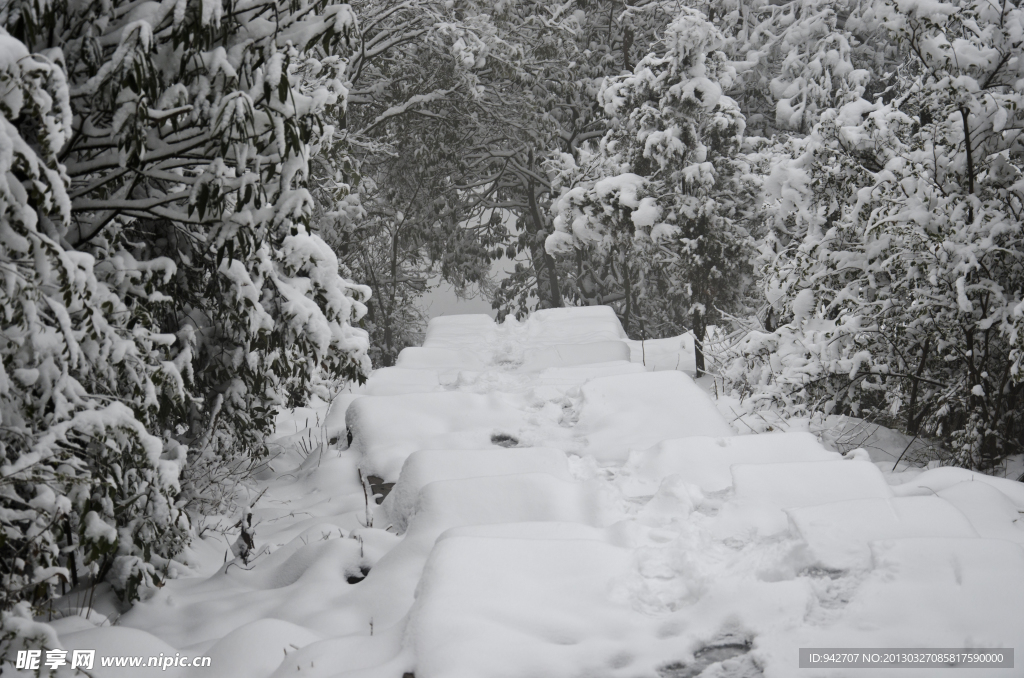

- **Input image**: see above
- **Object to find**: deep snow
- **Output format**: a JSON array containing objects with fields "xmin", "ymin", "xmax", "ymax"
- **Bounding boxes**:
[{"xmin": 30, "ymin": 306, "xmax": 1024, "ymax": 678}]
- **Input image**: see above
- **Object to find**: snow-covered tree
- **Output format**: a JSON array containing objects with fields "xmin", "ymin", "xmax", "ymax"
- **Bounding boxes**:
[
  {"xmin": 494, "ymin": 2, "xmax": 719, "ymax": 325},
  {"xmin": 1, "ymin": 0, "xmax": 371, "ymax": 620},
  {"xmin": 0, "ymin": 24, "xmax": 190, "ymax": 617},
  {"xmin": 310, "ymin": 0, "xmax": 511, "ymax": 362},
  {"xmin": 724, "ymin": 0, "xmax": 1024, "ymax": 469},
  {"xmin": 549, "ymin": 9, "xmax": 759, "ymax": 374},
  {"xmin": 712, "ymin": 0, "xmax": 883, "ymax": 134}
]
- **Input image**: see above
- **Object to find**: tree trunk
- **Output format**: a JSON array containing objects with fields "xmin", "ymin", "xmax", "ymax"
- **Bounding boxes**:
[
  {"xmin": 621, "ymin": 25, "xmax": 633, "ymax": 71},
  {"xmin": 961, "ymin": 107, "xmax": 975, "ymax": 223},
  {"xmin": 692, "ymin": 308, "xmax": 706, "ymax": 378},
  {"xmin": 382, "ymin": 228, "xmax": 399, "ymax": 366},
  {"xmin": 906, "ymin": 338, "xmax": 931, "ymax": 435},
  {"xmin": 525, "ymin": 177, "xmax": 563, "ymax": 309},
  {"xmin": 621, "ymin": 252, "xmax": 632, "ymax": 335}
]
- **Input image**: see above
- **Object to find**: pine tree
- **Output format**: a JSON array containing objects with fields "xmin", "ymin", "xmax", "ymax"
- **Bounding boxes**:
[
  {"xmin": 549, "ymin": 9, "xmax": 759, "ymax": 374},
  {"xmin": 0, "ymin": 0, "xmax": 371, "ymax": 620}
]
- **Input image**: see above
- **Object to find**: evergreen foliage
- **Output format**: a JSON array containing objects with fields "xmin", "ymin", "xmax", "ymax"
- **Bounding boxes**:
[{"xmin": 0, "ymin": 0, "xmax": 370, "ymax": 618}]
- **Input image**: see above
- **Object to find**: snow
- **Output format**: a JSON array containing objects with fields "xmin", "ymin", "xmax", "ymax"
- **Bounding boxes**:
[
  {"xmin": 936, "ymin": 481, "xmax": 1024, "ymax": 543},
  {"xmin": 624, "ymin": 432, "xmax": 839, "ymax": 494},
  {"xmin": 521, "ymin": 340, "xmax": 631, "ymax": 371},
  {"xmin": 751, "ymin": 538, "xmax": 1024, "ymax": 678},
  {"xmin": 732, "ymin": 459, "xmax": 893, "ymax": 509},
  {"xmin": 787, "ymin": 496, "xmax": 979, "ymax": 570},
  {"xmin": 535, "ymin": 361, "xmax": 645, "ymax": 386},
  {"xmin": 348, "ymin": 391, "xmax": 531, "ymax": 482},
  {"xmin": 889, "ymin": 466, "xmax": 1024, "ymax": 510},
  {"xmin": 56, "ymin": 626, "xmax": 185, "ymax": 677},
  {"xmin": 395, "ymin": 346, "xmax": 487, "ymax": 371},
  {"xmin": 410, "ymin": 474, "xmax": 603, "ymax": 534},
  {"xmin": 592, "ymin": 173, "xmax": 646, "ymax": 209},
  {"xmin": 574, "ymin": 371, "xmax": 734, "ymax": 462},
  {"xmin": 362, "ymin": 367, "xmax": 443, "ymax": 396},
  {"xmin": 524, "ymin": 305, "xmax": 629, "ymax": 345},
  {"xmin": 36, "ymin": 304, "xmax": 1024, "ymax": 678},
  {"xmin": 421, "ymin": 313, "xmax": 498, "ymax": 351},
  {"xmin": 409, "ymin": 530, "xmax": 639, "ymax": 678},
  {"xmin": 384, "ymin": 448, "xmax": 573, "ymax": 533}
]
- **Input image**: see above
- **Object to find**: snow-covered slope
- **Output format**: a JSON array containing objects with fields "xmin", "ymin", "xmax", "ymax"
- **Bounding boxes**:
[{"xmin": 38, "ymin": 306, "xmax": 1024, "ymax": 678}]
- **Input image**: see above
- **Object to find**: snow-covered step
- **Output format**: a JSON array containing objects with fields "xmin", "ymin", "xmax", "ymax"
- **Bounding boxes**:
[
  {"xmin": 536, "ymin": 361, "xmax": 646, "ymax": 386},
  {"xmin": 891, "ymin": 466, "xmax": 1024, "ymax": 510},
  {"xmin": 936, "ymin": 481, "xmax": 1024, "ymax": 543},
  {"xmin": 523, "ymin": 305, "xmax": 628, "ymax": 347},
  {"xmin": 757, "ymin": 538, "xmax": 1024, "ymax": 672},
  {"xmin": 362, "ymin": 474, "xmax": 604, "ymax": 628},
  {"xmin": 422, "ymin": 314, "xmax": 498, "ymax": 351},
  {"xmin": 347, "ymin": 391, "xmax": 530, "ymax": 481},
  {"xmin": 787, "ymin": 496, "xmax": 979, "ymax": 570},
  {"xmin": 521, "ymin": 340, "xmax": 632, "ymax": 371},
  {"xmin": 575, "ymin": 371, "xmax": 734, "ymax": 462},
  {"xmin": 408, "ymin": 474, "xmax": 602, "ymax": 534},
  {"xmin": 715, "ymin": 460, "xmax": 894, "ymax": 538},
  {"xmin": 384, "ymin": 447, "xmax": 574, "ymax": 532},
  {"xmin": 625, "ymin": 432, "xmax": 839, "ymax": 495},
  {"xmin": 732, "ymin": 459, "xmax": 891, "ymax": 508},
  {"xmin": 396, "ymin": 346, "xmax": 488, "ymax": 371},
  {"xmin": 623, "ymin": 334, "xmax": 697, "ymax": 371},
  {"xmin": 409, "ymin": 527, "xmax": 648, "ymax": 678},
  {"xmin": 363, "ymin": 367, "xmax": 443, "ymax": 396}
]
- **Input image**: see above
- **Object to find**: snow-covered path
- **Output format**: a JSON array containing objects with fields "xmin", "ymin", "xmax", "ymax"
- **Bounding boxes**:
[{"xmin": 43, "ymin": 307, "xmax": 1024, "ymax": 678}]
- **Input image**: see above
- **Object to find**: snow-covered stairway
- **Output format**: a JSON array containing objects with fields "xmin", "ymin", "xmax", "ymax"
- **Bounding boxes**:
[
  {"xmin": 42, "ymin": 307, "xmax": 1024, "ymax": 678},
  {"xmin": 354, "ymin": 307, "xmax": 1024, "ymax": 678}
]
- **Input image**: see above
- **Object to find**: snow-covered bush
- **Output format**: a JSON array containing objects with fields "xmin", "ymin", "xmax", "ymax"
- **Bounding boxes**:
[
  {"xmin": 711, "ymin": 0, "xmax": 882, "ymax": 134},
  {"xmin": 548, "ymin": 9, "xmax": 759, "ymax": 373},
  {"xmin": 724, "ymin": 0, "xmax": 1024, "ymax": 470},
  {"xmin": 0, "ymin": 0, "xmax": 371, "ymax": 620}
]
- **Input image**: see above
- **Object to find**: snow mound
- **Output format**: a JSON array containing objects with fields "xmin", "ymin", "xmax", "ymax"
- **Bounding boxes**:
[
  {"xmin": 396, "ymin": 346, "xmax": 488, "ymax": 371},
  {"xmin": 758, "ymin": 538, "xmax": 1024, "ymax": 675},
  {"xmin": 363, "ymin": 367, "xmax": 443, "ymax": 395},
  {"xmin": 348, "ymin": 391, "xmax": 529, "ymax": 481},
  {"xmin": 385, "ymin": 447, "xmax": 573, "ymax": 533},
  {"xmin": 57, "ymin": 626, "xmax": 186, "ymax": 678},
  {"xmin": 625, "ymin": 432, "xmax": 838, "ymax": 494},
  {"xmin": 189, "ymin": 619, "xmax": 322, "ymax": 678},
  {"xmin": 733, "ymin": 459, "xmax": 891, "ymax": 508},
  {"xmin": 936, "ymin": 481, "xmax": 1024, "ymax": 543},
  {"xmin": 575, "ymin": 371, "xmax": 734, "ymax": 462},
  {"xmin": 890, "ymin": 466, "xmax": 1024, "ymax": 510},
  {"xmin": 422, "ymin": 314, "xmax": 498, "ymax": 351},
  {"xmin": 521, "ymin": 340, "xmax": 631, "ymax": 371},
  {"xmin": 524, "ymin": 305, "xmax": 628, "ymax": 346},
  {"xmin": 410, "ymin": 530, "xmax": 643, "ymax": 678},
  {"xmin": 536, "ymin": 360, "xmax": 645, "ymax": 386},
  {"xmin": 787, "ymin": 496, "xmax": 979, "ymax": 570}
]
